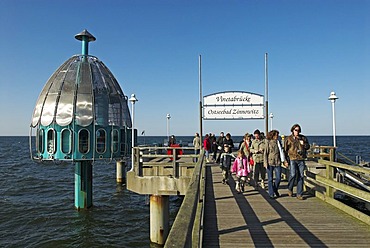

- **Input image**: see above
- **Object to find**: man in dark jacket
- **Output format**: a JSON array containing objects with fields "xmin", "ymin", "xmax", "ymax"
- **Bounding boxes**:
[{"xmin": 216, "ymin": 132, "xmax": 226, "ymax": 163}]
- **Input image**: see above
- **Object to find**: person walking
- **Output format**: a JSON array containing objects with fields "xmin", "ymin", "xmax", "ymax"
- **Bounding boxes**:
[
  {"xmin": 231, "ymin": 150, "xmax": 250, "ymax": 193},
  {"xmin": 239, "ymin": 133, "xmax": 252, "ymax": 158},
  {"xmin": 284, "ymin": 124, "xmax": 310, "ymax": 200},
  {"xmin": 210, "ymin": 133, "xmax": 217, "ymax": 162},
  {"xmin": 223, "ymin": 133, "xmax": 234, "ymax": 151},
  {"xmin": 219, "ymin": 145, "xmax": 235, "ymax": 185},
  {"xmin": 239, "ymin": 133, "xmax": 253, "ymax": 185},
  {"xmin": 203, "ymin": 134, "xmax": 211, "ymax": 163},
  {"xmin": 216, "ymin": 132, "xmax": 226, "ymax": 163},
  {"xmin": 264, "ymin": 130, "xmax": 286, "ymax": 199},
  {"xmin": 250, "ymin": 129, "xmax": 266, "ymax": 189},
  {"xmin": 193, "ymin": 133, "xmax": 201, "ymax": 162}
]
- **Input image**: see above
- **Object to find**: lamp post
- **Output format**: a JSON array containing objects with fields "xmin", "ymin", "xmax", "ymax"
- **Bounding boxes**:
[
  {"xmin": 269, "ymin": 113, "xmax": 274, "ymax": 131},
  {"xmin": 166, "ymin": 114, "xmax": 171, "ymax": 139},
  {"xmin": 328, "ymin": 92, "xmax": 338, "ymax": 147},
  {"xmin": 129, "ymin": 94, "xmax": 138, "ymax": 165}
]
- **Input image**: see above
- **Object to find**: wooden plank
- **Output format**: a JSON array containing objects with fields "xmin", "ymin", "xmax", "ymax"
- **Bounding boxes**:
[{"xmin": 203, "ymin": 163, "xmax": 370, "ymax": 247}]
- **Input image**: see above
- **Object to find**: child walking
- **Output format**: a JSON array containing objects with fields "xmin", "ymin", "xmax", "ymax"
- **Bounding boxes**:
[
  {"xmin": 231, "ymin": 150, "xmax": 250, "ymax": 193},
  {"xmin": 219, "ymin": 145, "xmax": 235, "ymax": 185}
]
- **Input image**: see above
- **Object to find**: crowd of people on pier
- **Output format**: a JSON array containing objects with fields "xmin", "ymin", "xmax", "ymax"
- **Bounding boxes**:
[{"xmin": 193, "ymin": 124, "xmax": 310, "ymax": 200}]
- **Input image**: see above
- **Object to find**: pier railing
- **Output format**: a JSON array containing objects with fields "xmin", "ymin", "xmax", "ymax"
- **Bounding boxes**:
[
  {"xmin": 307, "ymin": 145, "xmax": 336, "ymax": 161},
  {"xmin": 164, "ymin": 149, "xmax": 206, "ymax": 248},
  {"xmin": 280, "ymin": 145, "xmax": 370, "ymax": 225},
  {"xmin": 304, "ymin": 158, "xmax": 370, "ymax": 225},
  {"xmin": 126, "ymin": 146, "xmax": 202, "ymax": 245},
  {"xmin": 127, "ymin": 146, "xmax": 199, "ymax": 195},
  {"xmin": 128, "ymin": 145, "xmax": 369, "ymax": 245}
]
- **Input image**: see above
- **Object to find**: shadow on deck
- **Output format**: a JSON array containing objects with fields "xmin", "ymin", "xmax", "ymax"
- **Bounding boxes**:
[{"xmin": 203, "ymin": 163, "xmax": 370, "ymax": 247}]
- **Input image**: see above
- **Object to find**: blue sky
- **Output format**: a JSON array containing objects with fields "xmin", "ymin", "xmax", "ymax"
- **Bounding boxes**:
[{"xmin": 1, "ymin": 0, "xmax": 369, "ymax": 137}]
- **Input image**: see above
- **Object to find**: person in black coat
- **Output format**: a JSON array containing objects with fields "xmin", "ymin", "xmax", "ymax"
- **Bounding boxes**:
[{"xmin": 223, "ymin": 133, "xmax": 234, "ymax": 152}]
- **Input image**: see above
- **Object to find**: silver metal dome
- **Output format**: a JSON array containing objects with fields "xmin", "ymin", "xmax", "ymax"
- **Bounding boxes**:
[{"xmin": 31, "ymin": 55, "xmax": 132, "ymax": 128}]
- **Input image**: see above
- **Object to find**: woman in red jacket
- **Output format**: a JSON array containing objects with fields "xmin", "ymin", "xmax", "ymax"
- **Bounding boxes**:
[{"xmin": 203, "ymin": 134, "xmax": 211, "ymax": 163}]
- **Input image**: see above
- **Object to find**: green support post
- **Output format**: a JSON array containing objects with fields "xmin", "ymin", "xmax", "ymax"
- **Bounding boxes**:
[{"xmin": 75, "ymin": 161, "xmax": 93, "ymax": 210}]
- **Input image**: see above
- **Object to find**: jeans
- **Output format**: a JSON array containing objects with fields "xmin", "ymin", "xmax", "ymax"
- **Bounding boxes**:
[
  {"xmin": 205, "ymin": 150, "xmax": 209, "ymax": 160},
  {"xmin": 288, "ymin": 160, "xmax": 306, "ymax": 196},
  {"xmin": 266, "ymin": 165, "xmax": 282, "ymax": 197},
  {"xmin": 194, "ymin": 149, "xmax": 200, "ymax": 162}
]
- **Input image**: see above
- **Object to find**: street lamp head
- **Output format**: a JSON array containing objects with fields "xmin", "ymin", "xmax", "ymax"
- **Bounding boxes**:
[
  {"xmin": 129, "ymin": 94, "xmax": 138, "ymax": 104},
  {"xmin": 328, "ymin": 91, "xmax": 338, "ymax": 102}
]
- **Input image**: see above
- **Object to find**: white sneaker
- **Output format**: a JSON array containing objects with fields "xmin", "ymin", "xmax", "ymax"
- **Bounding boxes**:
[{"xmin": 260, "ymin": 180, "xmax": 265, "ymax": 189}]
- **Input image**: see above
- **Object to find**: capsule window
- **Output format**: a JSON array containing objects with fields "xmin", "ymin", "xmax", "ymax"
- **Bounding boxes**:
[
  {"xmin": 47, "ymin": 129, "xmax": 56, "ymax": 154},
  {"xmin": 61, "ymin": 129, "xmax": 72, "ymax": 154},
  {"xmin": 37, "ymin": 129, "xmax": 44, "ymax": 154},
  {"xmin": 96, "ymin": 129, "xmax": 106, "ymax": 154},
  {"xmin": 78, "ymin": 129, "xmax": 90, "ymax": 154},
  {"xmin": 112, "ymin": 129, "xmax": 119, "ymax": 153}
]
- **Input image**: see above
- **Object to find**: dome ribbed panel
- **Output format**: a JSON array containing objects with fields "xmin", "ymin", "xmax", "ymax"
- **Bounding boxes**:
[
  {"xmin": 75, "ymin": 60, "xmax": 93, "ymax": 127},
  {"xmin": 31, "ymin": 58, "xmax": 72, "ymax": 127},
  {"xmin": 40, "ymin": 59, "xmax": 72, "ymax": 126},
  {"xmin": 55, "ymin": 58, "xmax": 78, "ymax": 126},
  {"xmin": 99, "ymin": 61, "xmax": 132, "ymax": 128},
  {"xmin": 91, "ymin": 59, "xmax": 109, "ymax": 126},
  {"xmin": 31, "ymin": 55, "xmax": 131, "ymax": 129}
]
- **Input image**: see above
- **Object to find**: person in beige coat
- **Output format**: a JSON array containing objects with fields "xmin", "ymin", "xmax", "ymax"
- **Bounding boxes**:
[
  {"xmin": 250, "ymin": 129, "xmax": 266, "ymax": 189},
  {"xmin": 193, "ymin": 133, "xmax": 201, "ymax": 162},
  {"xmin": 264, "ymin": 130, "xmax": 285, "ymax": 198}
]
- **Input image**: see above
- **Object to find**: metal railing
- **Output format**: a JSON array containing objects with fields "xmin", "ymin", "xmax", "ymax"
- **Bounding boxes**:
[
  {"xmin": 133, "ymin": 146, "xmax": 199, "ymax": 177},
  {"xmin": 128, "ymin": 146, "xmax": 201, "ymax": 196}
]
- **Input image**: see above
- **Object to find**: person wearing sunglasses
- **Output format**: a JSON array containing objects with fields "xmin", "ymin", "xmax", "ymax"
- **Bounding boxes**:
[{"xmin": 284, "ymin": 124, "xmax": 310, "ymax": 200}]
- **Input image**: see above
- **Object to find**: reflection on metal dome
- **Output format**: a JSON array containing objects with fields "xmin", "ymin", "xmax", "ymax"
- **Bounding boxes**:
[
  {"xmin": 30, "ymin": 30, "xmax": 136, "ymax": 163},
  {"xmin": 31, "ymin": 55, "xmax": 132, "ymax": 128},
  {"xmin": 30, "ymin": 30, "xmax": 136, "ymax": 210}
]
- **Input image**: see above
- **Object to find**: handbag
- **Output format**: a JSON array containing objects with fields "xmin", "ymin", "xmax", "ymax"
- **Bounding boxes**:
[
  {"xmin": 277, "ymin": 140, "xmax": 286, "ymax": 162},
  {"xmin": 249, "ymin": 156, "xmax": 254, "ymax": 166},
  {"xmin": 243, "ymin": 141, "xmax": 254, "ymax": 166}
]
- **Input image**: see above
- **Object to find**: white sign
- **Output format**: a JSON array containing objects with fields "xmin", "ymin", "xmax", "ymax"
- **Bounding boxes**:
[
  {"xmin": 204, "ymin": 91, "xmax": 263, "ymax": 105},
  {"xmin": 203, "ymin": 91, "xmax": 264, "ymax": 120},
  {"xmin": 204, "ymin": 105, "xmax": 264, "ymax": 119}
]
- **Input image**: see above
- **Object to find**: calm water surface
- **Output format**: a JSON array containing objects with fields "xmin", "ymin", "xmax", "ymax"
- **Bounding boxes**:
[{"xmin": 0, "ymin": 136, "xmax": 181, "ymax": 248}]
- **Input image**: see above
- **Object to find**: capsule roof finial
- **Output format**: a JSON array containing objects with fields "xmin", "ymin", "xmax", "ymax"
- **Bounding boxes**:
[
  {"xmin": 75, "ymin": 29, "xmax": 96, "ymax": 56},
  {"xmin": 75, "ymin": 29, "xmax": 96, "ymax": 42}
]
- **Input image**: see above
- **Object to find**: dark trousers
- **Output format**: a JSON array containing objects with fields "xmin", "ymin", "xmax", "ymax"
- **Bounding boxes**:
[
  {"xmin": 216, "ymin": 150, "xmax": 224, "ymax": 163},
  {"xmin": 254, "ymin": 162, "xmax": 266, "ymax": 185}
]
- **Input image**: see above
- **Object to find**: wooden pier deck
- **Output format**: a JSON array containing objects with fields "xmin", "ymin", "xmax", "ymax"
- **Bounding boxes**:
[{"xmin": 203, "ymin": 163, "xmax": 370, "ymax": 247}]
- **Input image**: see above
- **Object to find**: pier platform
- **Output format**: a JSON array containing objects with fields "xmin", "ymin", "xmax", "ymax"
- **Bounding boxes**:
[{"xmin": 203, "ymin": 163, "xmax": 370, "ymax": 247}]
